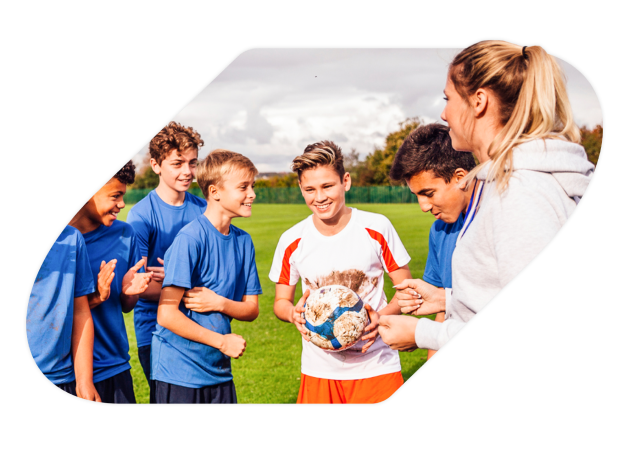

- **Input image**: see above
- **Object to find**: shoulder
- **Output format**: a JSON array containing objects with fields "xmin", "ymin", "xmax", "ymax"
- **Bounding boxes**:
[
  {"xmin": 127, "ymin": 190, "xmax": 154, "ymax": 215},
  {"xmin": 230, "ymin": 224, "xmax": 253, "ymax": 242},
  {"xmin": 185, "ymin": 191, "xmax": 207, "ymax": 209},
  {"xmin": 277, "ymin": 215, "xmax": 311, "ymax": 245},
  {"xmin": 353, "ymin": 209, "xmax": 395, "ymax": 233}
]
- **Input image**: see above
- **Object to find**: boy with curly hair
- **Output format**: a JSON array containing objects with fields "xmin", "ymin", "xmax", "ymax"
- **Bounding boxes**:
[
  {"xmin": 69, "ymin": 161, "xmax": 152, "ymax": 403},
  {"xmin": 151, "ymin": 150, "xmax": 262, "ymax": 404},
  {"xmin": 270, "ymin": 141, "xmax": 412, "ymax": 403},
  {"xmin": 126, "ymin": 122, "xmax": 207, "ymax": 383}
]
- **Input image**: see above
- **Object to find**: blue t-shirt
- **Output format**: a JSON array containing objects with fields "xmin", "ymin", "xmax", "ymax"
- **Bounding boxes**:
[
  {"xmin": 126, "ymin": 190, "xmax": 206, "ymax": 347},
  {"xmin": 422, "ymin": 213, "xmax": 465, "ymax": 288},
  {"xmin": 82, "ymin": 220, "xmax": 143, "ymax": 383},
  {"xmin": 151, "ymin": 215, "xmax": 262, "ymax": 388},
  {"xmin": 27, "ymin": 226, "xmax": 95, "ymax": 385}
]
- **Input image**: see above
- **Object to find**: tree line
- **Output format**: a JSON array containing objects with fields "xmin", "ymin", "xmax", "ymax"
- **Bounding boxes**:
[{"xmin": 131, "ymin": 119, "xmax": 603, "ymax": 190}]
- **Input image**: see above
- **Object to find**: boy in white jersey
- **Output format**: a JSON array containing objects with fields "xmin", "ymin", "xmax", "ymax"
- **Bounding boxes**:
[{"xmin": 269, "ymin": 141, "xmax": 412, "ymax": 403}]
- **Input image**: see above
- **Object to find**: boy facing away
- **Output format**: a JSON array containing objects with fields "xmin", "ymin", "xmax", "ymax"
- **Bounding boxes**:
[
  {"xmin": 69, "ymin": 161, "xmax": 152, "ymax": 403},
  {"xmin": 151, "ymin": 150, "xmax": 262, "ymax": 404},
  {"xmin": 379, "ymin": 124, "xmax": 480, "ymax": 355},
  {"xmin": 126, "ymin": 122, "xmax": 207, "ymax": 382},
  {"xmin": 270, "ymin": 141, "xmax": 412, "ymax": 404},
  {"xmin": 27, "ymin": 225, "xmax": 99, "ymax": 401}
]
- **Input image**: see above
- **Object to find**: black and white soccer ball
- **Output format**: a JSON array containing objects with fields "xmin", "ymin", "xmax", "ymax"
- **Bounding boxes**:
[{"xmin": 303, "ymin": 285, "xmax": 368, "ymax": 351}]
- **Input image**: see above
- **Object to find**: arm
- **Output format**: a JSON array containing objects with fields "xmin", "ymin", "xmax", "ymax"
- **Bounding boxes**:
[
  {"xmin": 71, "ymin": 295, "xmax": 101, "ymax": 402},
  {"xmin": 182, "ymin": 288, "xmax": 259, "ymax": 321},
  {"xmin": 360, "ymin": 264, "xmax": 412, "ymax": 352},
  {"xmin": 273, "ymin": 283, "xmax": 310, "ymax": 341},
  {"xmin": 426, "ymin": 312, "xmax": 445, "ymax": 360},
  {"xmin": 157, "ymin": 286, "xmax": 246, "ymax": 358}
]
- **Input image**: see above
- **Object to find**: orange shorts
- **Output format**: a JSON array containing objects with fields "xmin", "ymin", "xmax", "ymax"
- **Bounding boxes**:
[{"xmin": 296, "ymin": 371, "xmax": 404, "ymax": 404}]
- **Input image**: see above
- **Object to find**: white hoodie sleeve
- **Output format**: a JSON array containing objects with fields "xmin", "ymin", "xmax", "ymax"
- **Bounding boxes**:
[{"xmin": 414, "ymin": 174, "xmax": 575, "ymax": 351}]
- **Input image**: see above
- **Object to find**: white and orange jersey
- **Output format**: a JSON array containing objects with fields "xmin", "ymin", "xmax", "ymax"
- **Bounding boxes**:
[{"xmin": 269, "ymin": 208, "xmax": 411, "ymax": 380}]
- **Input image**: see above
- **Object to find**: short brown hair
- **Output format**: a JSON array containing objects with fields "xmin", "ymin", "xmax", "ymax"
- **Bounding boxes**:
[
  {"xmin": 149, "ymin": 121, "xmax": 204, "ymax": 165},
  {"xmin": 196, "ymin": 149, "xmax": 258, "ymax": 199},
  {"xmin": 390, "ymin": 124, "xmax": 476, "ymax": 183},
  {"xmin": 291, "ymin": 140, "xmax": 345, "ymax": 181}
]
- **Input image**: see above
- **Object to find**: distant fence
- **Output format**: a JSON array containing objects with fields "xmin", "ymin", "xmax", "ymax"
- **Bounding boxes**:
[{"xmin": 124, "ymin": 186, "xmax": 416, "ymax": 204}]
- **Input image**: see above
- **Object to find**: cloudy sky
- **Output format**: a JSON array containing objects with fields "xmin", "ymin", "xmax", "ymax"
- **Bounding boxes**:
[{"xmin": 135, "ymin": 48, "xmax": 602, "ymax": 173}]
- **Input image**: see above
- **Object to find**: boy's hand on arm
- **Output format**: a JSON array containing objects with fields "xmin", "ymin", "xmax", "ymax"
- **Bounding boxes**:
[
  {"xmin": 71, "ymin": 295, "xmax": 101, "ymax": 402},
  {"xmin": 158, "ymin": 286, "xmax": 247, "ymax": 357},
  {"xmin": 183, "ymin": 287, "xmax": 225, "ymax": 313},
  {"xmin": 88, "ymin": 260, "xmax": 116, "ymax": 309}
]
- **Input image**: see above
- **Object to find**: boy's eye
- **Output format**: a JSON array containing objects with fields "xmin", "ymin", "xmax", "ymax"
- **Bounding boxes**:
[{"xmin": 443, "ymin": 96, "xmax": 448, "ymax": 101}]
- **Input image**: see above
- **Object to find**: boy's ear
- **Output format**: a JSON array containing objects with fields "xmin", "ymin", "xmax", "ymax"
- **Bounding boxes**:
[
  {"xmin": 453, "ymin": 168, "xmax": 468, "ymax": 182},
  {"xmin": 150, "ymin": 158, "xmax": 161, "ymax": 176},
  {"xmin": 208, "ymin": 184, "xmax": 220, "ymax": 200},
  {"xmin": 343, "ymin": 172, "xmax": 352, "ymax": 192}
]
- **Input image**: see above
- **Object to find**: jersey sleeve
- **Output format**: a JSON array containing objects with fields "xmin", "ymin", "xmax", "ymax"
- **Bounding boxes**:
[
  {"xmin": 162, "ymin": 232, "xmax": 197, "ymax": 290},
  {"xmin": 126, "ymin": 207, "xmax": 150, "ymax": 259},
  {"xmin": 365, "ymin": 215, "xmax": 411, "ymax": 273},
  {"xmin": 422, "ymin": 223, "xmax": 442, "ymax": 287},
  {"xmin": 269, "ymin": 233, "xmax": 301, "ymax": 286},
  {"xmin": 244, "ymin": 237, "xmax": 263, "ymax": 295},
  {"xmin": 128, "ymin": 228, "xmax": 145, "ymax": 274},
  {"xmin": 74, "ymin": 232, "xmax": 96, "ymax": 298}
]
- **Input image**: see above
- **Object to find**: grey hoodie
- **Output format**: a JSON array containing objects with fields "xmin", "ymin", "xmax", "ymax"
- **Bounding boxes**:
[{"xmin": 414, "ymin": 139, "xmax": 595, "ymax": 350}]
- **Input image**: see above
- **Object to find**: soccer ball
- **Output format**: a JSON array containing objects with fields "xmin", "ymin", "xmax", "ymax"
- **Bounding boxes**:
[{"xmin": 303, "ymin": 285, "xmax": 368, "ymax": 351}]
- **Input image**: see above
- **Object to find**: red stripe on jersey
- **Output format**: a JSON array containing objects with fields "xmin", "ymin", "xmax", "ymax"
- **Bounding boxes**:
[
  {"xmin": 365, "ymin": 228, "xmax": 399, "ymax": 272},
  {"xmin": 278, "ymin": 238, "xmax": 301, "ymax": 285}
]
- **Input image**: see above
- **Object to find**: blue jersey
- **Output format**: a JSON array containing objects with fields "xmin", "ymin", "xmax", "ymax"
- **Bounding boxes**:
[
  {"xmin": 151, "ymin": 215, "xmax": 262, "ymax": 388},
  {"xmin": 27, "ymin": 226, "xmax": 95, "ymax": 384},
  {"xmin": 82, "ymin": 220, "xmax": 143, "ymax": 383},
  {"xmin": 422, "ymin": 213, "xmax": 464, "ymax": 289},
  {"xmin": 126, "ymin": 190, "xmax": 206, "ymax": 347}
]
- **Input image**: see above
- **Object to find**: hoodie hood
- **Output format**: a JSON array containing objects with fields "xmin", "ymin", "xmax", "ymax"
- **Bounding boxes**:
[{"xmin": 477, "ymin": 139, "xmax": 595, "ymax": 200}]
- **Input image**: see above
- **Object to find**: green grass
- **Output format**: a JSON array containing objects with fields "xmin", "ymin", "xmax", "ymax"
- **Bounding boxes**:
[{"xmin": 118, "ymin": 203, "xmax": 435, "ymax": 403}]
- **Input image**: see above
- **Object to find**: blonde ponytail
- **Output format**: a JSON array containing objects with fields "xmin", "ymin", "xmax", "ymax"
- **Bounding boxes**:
[{"xmin": 450, "ymin": 41, "xmax": 581, "ymax": 192}]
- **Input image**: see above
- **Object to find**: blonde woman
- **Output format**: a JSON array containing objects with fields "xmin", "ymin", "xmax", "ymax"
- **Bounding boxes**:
[{"xmin": 379, "ymin": 41, "xmax": 595, "ymax": 352}]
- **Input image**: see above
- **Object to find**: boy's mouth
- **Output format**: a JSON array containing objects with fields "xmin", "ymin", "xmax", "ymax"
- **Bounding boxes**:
[
  {"xmin": 242, "ymin": 203, "xmax": 253, "ymax": 207},
  {"xmin": 315, "ymin": 203, "xmax": 331, "ymax": 212},
  {"xmin": 108, "ymin": 210, "xmax": 119, "ymax": 219}
]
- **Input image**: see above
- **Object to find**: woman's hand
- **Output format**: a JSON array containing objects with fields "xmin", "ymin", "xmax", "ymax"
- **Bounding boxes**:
[
  {"xmin": 395, "ymin": 279, "xmax": 446, "ymax": 316},
  {"xmin": 378, "ymin": 315, "xmax": 419, "ymax": 352}
]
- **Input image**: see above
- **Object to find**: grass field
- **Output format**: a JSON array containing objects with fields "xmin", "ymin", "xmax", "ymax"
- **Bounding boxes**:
[{"xmin": 119, "ymin": 203, "xmax": 435, "ymax": 404}]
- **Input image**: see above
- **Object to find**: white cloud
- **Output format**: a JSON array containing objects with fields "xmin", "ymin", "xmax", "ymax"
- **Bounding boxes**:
[{"xmin": 152, "ymin": 49, "xmax": 604, "ymax": 172}]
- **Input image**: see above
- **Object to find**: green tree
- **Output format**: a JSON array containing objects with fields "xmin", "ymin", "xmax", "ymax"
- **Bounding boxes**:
[
  {"xmin": 255, "ymin": 172, "xmax": 298, "ymax": 188},
  {"xmin": 131, "ymin": 164, "xmax": 159, "ymax": 189},
  {"xmin": 581, "ymin": 124, "xmax": 602, "ymax": 166},
  {"xmin": 359, "ymin": 117, "xmax": 423, "ymax": 186}
]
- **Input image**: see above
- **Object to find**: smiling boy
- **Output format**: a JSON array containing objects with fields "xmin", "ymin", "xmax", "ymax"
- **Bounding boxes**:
[
  {"xmin": 69, "ymin": 161, "xmax": 152, "ymax": 403},
  {"xmin": 126, "ymin": 122, "xmax": 207, "ymax": 382},
  {"xmin": 151, "ymin": 149, "xmax": 262, "ymax": 404},
  {"xmin": 270, "ymin": 141, "xmax": 412, "ymax": 404},
  {"xmin": 379, "ymin": 123, "xmax": 478, "ymax": 357}
]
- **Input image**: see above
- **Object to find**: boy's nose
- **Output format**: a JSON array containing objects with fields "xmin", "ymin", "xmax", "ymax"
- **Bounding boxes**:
[{"xmin": 418, "ymin": 197, "xmax": 431, "ymax": 213}]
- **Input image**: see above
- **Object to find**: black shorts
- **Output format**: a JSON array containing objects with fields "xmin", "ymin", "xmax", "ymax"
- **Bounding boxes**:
[
  {"xmin": 94, "ymin": 369, "xmax": 136, "ymax": 404},
  {"xmin": 150, "ymin": 379, "xmax": 237, "ymax": 404},
  {"xmin": 55, "ymin": 370, "xmax": 135, "ymax": 403}
]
